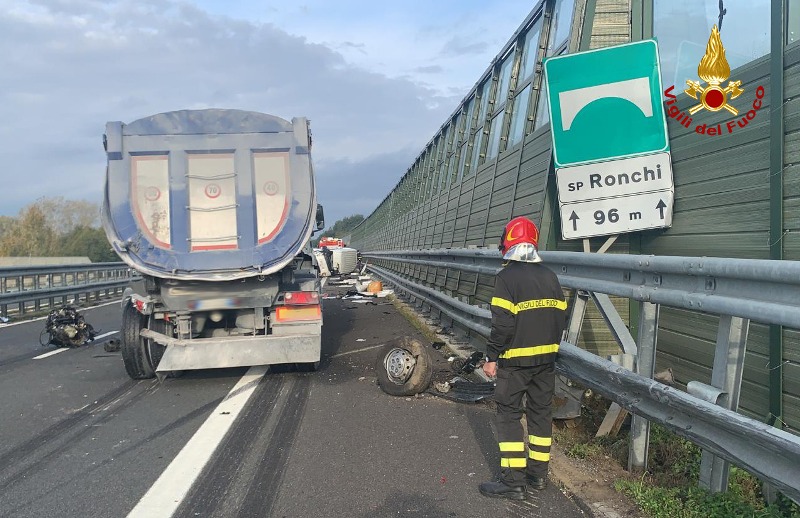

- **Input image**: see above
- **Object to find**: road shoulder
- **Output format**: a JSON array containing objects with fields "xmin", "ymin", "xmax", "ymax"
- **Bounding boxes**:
[{"xmin": 387, "ymin": 292, "xmax": 644, "ymax": 518}]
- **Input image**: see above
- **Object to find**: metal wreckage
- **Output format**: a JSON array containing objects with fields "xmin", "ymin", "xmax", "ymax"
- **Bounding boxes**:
[
  {"xmin": 40, "ymin": 305, "xmax": 97, "ymax": 348},
  {"xmin": 375, "ymin": 336, "xmax": 496, "ymax": 403}
]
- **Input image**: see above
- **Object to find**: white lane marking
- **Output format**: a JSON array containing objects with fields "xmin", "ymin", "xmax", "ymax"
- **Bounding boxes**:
[
  {"xmin": 329, "ymin": 344, "xmax": 385, "ymax": 359},
  {"xmin": 94, "ymin": 331, "xmax": 117, "ymax": 340},
  {"xmin": 32, "ymin": 348, "xmax": 70, "ymax": 360},
  {"xmin": 30, "ymin": 331, "xmax": 118, "ymax": 360},
  {"xmin": 127, "ymin": 366, "xmax": 268, "ymax": 518},
  {"xmin": 0, "ymin": 300, "xmax": 121, "ymax": 328}
]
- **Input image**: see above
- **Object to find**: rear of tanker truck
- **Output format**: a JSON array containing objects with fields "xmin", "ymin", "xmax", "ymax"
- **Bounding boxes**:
[{"xmin": 101, "ymin": 109, "xmax": 326, "ymax": 379}]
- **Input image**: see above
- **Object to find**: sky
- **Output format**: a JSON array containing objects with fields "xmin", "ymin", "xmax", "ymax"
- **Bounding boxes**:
[{"xmin": 0, "ymin": 0, "xmax": 537, "ymax": 228}]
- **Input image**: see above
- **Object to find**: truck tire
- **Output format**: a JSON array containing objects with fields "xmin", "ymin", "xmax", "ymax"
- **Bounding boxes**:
[
  {"xmin": 296, "ymin": 361, "xmax": 320, "ymax": 373},
  {"xmin": 121, "ymin": 301, "xmax": 155, "ymax": 379},
  {"xmin": 147, "ymin": 317, "xmax": 171, "ymax": 370},
  {"xmin": 375, "ymin": 337, "xmax": 432, "ymax": 396}
]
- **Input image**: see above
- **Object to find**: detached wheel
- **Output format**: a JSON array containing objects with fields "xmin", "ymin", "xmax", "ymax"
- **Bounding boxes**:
[
  {"xmin": 376, "ymin": 337, "xmax": 433, "ymax": 396},
  {"xmin": 121, "ymin": 301, "xmax": 154, "ymax": 379}
]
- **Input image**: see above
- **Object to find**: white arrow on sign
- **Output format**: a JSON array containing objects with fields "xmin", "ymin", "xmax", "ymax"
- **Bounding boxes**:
[{"xmin": 559, "ymin": 190, "xmax": 674, "ymax": 240}]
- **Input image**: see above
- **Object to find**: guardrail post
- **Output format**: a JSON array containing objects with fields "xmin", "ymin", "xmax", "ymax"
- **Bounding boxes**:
[
  {"xmin": 698, "ymin": 315, "xmax": 750, "ymax": 493},
  {"xmin": 565, "ymin": 290, "xmax": 589, "ymax": 345},
  {"xmin": 590, "ymin": 292, "xmax": 638, "ymax": 355},
  {"xmin": 34, "ymin": 275, "xmax": 41, "ymax": 312},
  {"xmin": 629, "ymin": 301, "xmax": 659, "ymax": 471},
  {"xmin": 559, "ymin": 288, "xmax": 590, "ymax": 420}
]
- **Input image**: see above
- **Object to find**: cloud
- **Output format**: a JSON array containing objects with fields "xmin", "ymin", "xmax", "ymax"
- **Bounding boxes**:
[
  {"xmin": 314, "ymin": 148, "xmax": 419, "ymax": 224},
  {"xmin": 0, "ymin": 0, "xmax": 455, "ymax": 225},
  {"xmin": 439, "ymin": 36, "xmax": 489, "ymax": 58},
  {"xmin": 413, "ymin": 65, "xmax": 443, "ymax": 74},
  {"xmin": 336, "ymin": 41, "xmax": 367, "ymax": 51}
]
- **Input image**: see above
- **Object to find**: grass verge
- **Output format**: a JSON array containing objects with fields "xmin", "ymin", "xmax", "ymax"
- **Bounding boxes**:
[
  {"xmin": 387, "ymin": 295, "xmax": 440, "ymax": 343},
  {"xmin": 554, "ymin": 394, "xmax": 800, "ymax": 518}
]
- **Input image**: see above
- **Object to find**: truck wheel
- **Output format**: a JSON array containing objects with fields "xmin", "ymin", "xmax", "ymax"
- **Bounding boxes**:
[
  {"xmin": 296, "ymin": 361, "xmax": 320, "ymax": 372},
  {"xmin": 121, "ymin": 301, "xmax": 155, "ymax": 379},
  {"xmin": 375, "ymin": 337, "xmax": 432, "ymax": 396},
  {"xmin": 147, "ymin": 316, "xmax": 173, "ymax": 370}
]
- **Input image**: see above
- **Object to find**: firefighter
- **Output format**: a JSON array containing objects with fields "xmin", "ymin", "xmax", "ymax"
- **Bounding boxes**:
[{"xmin": 478, "ymin": 216, "xmax": 568, "ymax": 500}]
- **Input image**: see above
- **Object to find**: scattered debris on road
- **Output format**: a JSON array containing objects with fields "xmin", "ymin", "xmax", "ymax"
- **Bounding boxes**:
[
  {"xmin": 103, "ymin": 339, "xmax": 121, "ymax": 352},
  {"xmin": 429, "ymin": 376, "xmax": 495, "ymax": 403},
  {"xmin": 39, "ymin": 305, "xmax": 96, "ymax": 347},
  {"xmin": 450, "ymin": 351, "xmax": 486, "ymax": 374}
]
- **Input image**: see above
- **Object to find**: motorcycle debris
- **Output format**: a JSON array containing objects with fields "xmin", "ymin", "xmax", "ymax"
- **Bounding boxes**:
[{"xmin": 103, "ymin": 339, "xmax": 121, "ymax": 352}]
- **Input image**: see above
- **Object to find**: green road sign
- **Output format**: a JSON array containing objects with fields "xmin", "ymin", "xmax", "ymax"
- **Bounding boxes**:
[{"xmin": 544, "ymin": 39, "xmax": 669, "ymax": 168}]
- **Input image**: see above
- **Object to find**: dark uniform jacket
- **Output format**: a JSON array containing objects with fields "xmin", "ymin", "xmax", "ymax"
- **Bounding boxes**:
[{"xmin": 486, "ymin": 261, "xmax": 567, "ymax": 367}]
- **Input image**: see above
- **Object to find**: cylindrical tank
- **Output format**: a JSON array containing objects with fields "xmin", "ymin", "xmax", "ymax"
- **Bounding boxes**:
[{"xmin": 101, "ymin": 109, "xmax": 316, "ymax": 281}]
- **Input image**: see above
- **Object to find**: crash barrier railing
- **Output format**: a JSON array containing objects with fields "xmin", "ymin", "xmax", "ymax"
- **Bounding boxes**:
[
  {"xmin": 0, "ymin": 263, "xmax": 135, "ymax": 318},
  {"xmin": 362, "ymin": 249, "xmax": 800, "ymax": 503}
]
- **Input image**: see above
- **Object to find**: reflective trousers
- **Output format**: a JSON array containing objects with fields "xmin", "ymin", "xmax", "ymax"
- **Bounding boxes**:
[{"xmin": 494, "ymin": 362, "xmax": 555, "ymax": 486}]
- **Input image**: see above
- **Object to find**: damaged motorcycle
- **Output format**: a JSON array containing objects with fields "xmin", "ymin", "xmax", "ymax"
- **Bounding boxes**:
[{"xmin": 40, "ymin": 305, "xmax": 96, "ymax": 347}]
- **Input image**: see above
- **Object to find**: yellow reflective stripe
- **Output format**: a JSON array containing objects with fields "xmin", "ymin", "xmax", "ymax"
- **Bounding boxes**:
[
  {"xmin": 529, "ymin": 450, "xmax": 551, "ymax": 462},
  {"xmin": 499, "ymin": 343, "xmax": 560, "ymax": 359},
  {"xmin": 491, "ymin": 297, "xmax": 567, "ymax": 315},
  {"xmin": 491, "ymin": 297, "xmax": 516, "ymax": 313},
  {"xmin": 499, "ymin": 442, "xmax": 525, "ymax": 452},
  {"xmin": 529, "ymin": 435, "xmax": 552, "ymax": 447},
  {"xmin": 516, "ymin": 298, "xmax": 567, "ymax": 312},
  {"xmin": 501, "ymin": 457, "xmax": 527, "ymax": 468}
]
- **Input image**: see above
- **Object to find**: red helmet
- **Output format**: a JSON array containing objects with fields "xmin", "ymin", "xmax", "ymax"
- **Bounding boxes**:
[{"xmin": 500, "ymin": 216, "xmax": 539, "ymax": 253}]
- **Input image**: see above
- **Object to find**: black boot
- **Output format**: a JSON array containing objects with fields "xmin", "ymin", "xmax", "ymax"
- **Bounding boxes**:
[
  {"xmin": 526, "ymin": 475, "xmax": 547, "ymax": 490},
  {"xmin": 478, "ymin": 480, "xmax": 526, "ymax": 500}
]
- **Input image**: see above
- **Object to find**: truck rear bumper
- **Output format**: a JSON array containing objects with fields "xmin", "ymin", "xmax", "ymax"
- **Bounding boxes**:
[{"xmin": 140, "ymin": 329, "xmax": 321, "ymax": 372}]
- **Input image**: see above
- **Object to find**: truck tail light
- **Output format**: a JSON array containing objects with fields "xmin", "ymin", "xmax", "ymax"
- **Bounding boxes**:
[
  {"xmin": 130, "ymin": 294, "xmax": 152, "ymax": 315},
  {"xmin": 282, "ymin": 291, "xmax": 319, "ymax": 305},
  {"xmin": 275, "ymin": 305, "xmax": 321, "ymax": 322}
]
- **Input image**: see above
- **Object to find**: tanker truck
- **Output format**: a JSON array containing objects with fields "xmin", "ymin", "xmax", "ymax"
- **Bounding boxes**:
[{"xmin": 101, "ymin": 109, "xmax": 326, "ymax": 379}]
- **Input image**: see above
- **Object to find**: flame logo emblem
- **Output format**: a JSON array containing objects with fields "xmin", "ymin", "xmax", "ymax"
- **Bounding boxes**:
[{"xmin": 684, "ymin": 25, "xmax": 743, "ymax": 115}]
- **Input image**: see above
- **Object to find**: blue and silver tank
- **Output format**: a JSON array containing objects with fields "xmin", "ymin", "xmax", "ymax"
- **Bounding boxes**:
[{"xmin": 101, "ymin": 109, "xmax": 316, "ymax": 281}]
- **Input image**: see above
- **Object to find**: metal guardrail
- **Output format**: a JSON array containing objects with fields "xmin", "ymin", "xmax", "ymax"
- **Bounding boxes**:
[
  {"xmin": 0, "ymin": 263, "xmax": 132, "ymax": 278},
  {"xmin": 365, "ymin": 249, "xmax": 800, "ymax": 328},
  {"xmin": 0, "ymin": 263, "xmax": 134, "ymax": 317},
  {"xmin": 363, "ymin": 249, "xmax": 800, "ymax": 503}
]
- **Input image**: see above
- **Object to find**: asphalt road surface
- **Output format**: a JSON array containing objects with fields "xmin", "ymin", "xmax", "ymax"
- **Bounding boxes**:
[{"xmin": 0, "ymin": 292, "xmax": 586, "ymax": 518}]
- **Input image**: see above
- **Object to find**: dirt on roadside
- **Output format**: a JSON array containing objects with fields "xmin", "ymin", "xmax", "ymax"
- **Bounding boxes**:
[{"xmin": 550, "ymin": 439, "xmax": 644, "ymax": 518}]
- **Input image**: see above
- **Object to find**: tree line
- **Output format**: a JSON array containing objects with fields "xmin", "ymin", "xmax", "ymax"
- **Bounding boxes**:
[
  {"xmin": 0, "ymin": 198, "xmax": 118, "ymax": 262},
  {"xmin": 0, "ymin": 198, "xmax": 367, "ymax": 261},
  {"xmin": 312, "ymin": 214, "xmax": 364, "ymax": 247}
]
